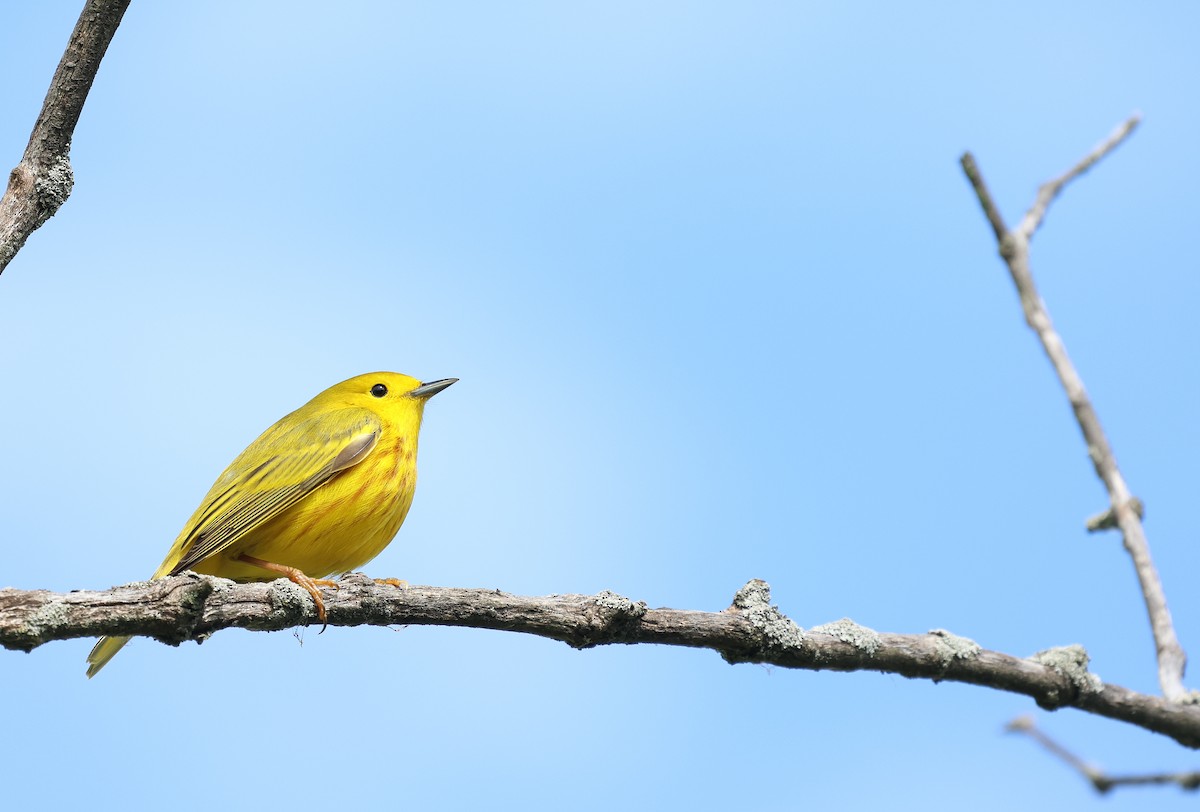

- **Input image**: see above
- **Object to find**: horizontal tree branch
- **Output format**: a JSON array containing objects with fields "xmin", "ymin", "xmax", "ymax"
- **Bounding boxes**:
[
  {"xmin": 3, "ymin": 574, "xmax": 1200, "ymax": 747},
  {"xmin": 0, "ymin": 0, "xmax": 130, "ymax": 275}
]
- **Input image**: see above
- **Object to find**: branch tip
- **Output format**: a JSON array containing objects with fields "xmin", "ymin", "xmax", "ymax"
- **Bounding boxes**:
[{"xmin": 959, "ymin": 151, "xmax": 1009, "ymax": 240}]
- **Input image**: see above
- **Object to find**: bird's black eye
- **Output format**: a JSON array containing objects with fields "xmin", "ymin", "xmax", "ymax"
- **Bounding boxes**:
[{"xmin": 370, "ymin": 383, "xmax": 388, "ymax": 398}]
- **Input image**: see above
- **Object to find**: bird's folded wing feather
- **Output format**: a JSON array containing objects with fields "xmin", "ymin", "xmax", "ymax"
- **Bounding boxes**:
[{"xmin": 157, "ymin": 408, "xmax": 381, "ymax": 577}]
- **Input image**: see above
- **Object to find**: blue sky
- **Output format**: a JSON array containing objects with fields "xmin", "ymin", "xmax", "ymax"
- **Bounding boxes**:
[{"xmin": 3, "ymin": 2, "xmax": 1200, "ymax": 809}]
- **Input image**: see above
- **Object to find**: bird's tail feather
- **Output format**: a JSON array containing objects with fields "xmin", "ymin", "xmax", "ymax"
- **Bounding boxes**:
[{"xmin": 86, "ymin": 635, "xmax": 131, "ymax": 678}]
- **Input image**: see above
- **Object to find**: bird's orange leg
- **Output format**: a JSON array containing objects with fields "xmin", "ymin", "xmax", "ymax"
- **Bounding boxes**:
[{"xmin": 234, "ymin": 554, "xmax": 339, "ymax": 632}]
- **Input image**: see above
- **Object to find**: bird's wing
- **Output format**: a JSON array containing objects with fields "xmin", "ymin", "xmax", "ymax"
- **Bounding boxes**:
[{"xmin": 159, "ymin": 408, "xmax": 381, "ymax": 577}]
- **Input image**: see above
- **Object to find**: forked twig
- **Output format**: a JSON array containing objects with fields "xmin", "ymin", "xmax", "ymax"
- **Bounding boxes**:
[
  {"xmin": 961, "ymin": 114, "xmax": 1190, "ymax": 703},
  {"xmin": 1007, "ymin": 715, "xmax": 1200, "ymax": 793},
  {"xmin": 1017, "ymin": 115, "xmax": 1142, "ymax": 240}
]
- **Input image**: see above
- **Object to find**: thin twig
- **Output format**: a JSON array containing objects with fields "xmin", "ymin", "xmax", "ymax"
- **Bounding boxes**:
[
  {"xmin": 1007, "ymin": 715, "xmax": 1200, "ymax": 793},
  {"xmin": 0, "ymin": 0, "xmax": 131, "ymax": 276},
  {"xmin": 959, "ymin": 152, "xmax": 1008, "ymax": 242},
  {"xmin": 1017, "ymin": 115, "xmax": 1142, "ymax": 240},
  {"xmin": 3, "ymin": 576, "xmax": 1200, "ymax": 747},
  {"xmin": 960, "ymin": 115, "xmax": 1190, "ymax": 703}
]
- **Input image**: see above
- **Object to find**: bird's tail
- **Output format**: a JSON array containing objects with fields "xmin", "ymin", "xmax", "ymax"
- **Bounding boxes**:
[{"xmin": 86, "ymin": 635, "xmax": 131, "ymax": 678}]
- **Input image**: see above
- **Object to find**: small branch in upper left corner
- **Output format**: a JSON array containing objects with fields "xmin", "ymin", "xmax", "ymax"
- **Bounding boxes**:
[{"xmin": 0, "ymin": 0, "xmax": 132, "ymax": 276}]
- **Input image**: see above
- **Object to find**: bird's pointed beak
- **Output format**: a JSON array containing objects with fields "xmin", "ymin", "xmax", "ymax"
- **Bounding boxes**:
[{"xmin": 411, "ymin": 378, "xmax": 458, "ymax": 399}]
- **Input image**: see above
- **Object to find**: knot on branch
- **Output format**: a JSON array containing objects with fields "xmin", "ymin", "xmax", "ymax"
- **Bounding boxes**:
[
  {"xmin": 5, "ymin": 164, "xmax": 32, "ymax": 197},
  {"xmin": 146, "ymin": 573, "xmax": 216, "ymax": 645},
  {"xmin": 1085, "ymin": 497, "xmax": 1145, "ymax": 533},
  {"xmin": 722, "ymin": 580, "xmax": 805, "ymax": 664},
  {"xmin": 998, "ymin": 231, "xmax": 1021, "ymax": 260},
  {"xmin": 571, "ymin": 591, "xmax": 648, "ymax": 649},
  {"xmin": 1031, "ymin": 644, "xmax": 1103, "ymax": 708}
]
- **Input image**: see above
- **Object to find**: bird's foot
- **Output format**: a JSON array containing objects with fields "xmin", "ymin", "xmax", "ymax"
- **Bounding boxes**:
[{"xmin": 234, "ymin": 554, "xmax": 339, "ymax": 632}]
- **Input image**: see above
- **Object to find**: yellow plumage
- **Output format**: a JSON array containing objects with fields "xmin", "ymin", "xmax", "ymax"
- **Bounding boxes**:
[{"xmin": 86, "ymin": 371, "xmax": 456, "ymax": 677}]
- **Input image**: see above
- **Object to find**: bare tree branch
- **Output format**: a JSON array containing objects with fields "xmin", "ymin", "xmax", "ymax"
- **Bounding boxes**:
[
  {"xmin": 959, "ymin": 152, "xmax": 1008, "ymax": 241},
  {"xmin": 1007, "ymin": 715, "xmax": 1200, "ymax": 793},
  {"xmin": 1016, "ymin": 115, "xmax": 1142, "ymax": 241},
  {"xmin": 959, "ymin": 115, "xmax": 1190, "ymax": 703},
  {"xmin": 0, "ymin": 0, "xmax": 130, "ymax": 276},
  {"xmin": 3, "ymin": 574, "xmax": 1200, "ymax": 747}
]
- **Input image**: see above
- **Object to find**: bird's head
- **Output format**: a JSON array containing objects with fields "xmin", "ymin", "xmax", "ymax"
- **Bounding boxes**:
[{"xmin": 317, "ymin": 372, "xmax": 457, "ymax": 424}]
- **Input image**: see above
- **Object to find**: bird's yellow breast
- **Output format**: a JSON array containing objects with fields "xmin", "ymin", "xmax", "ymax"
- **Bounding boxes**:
[{"xmin": 191, "ymin": 432, "xmax": 419, "ymax": 581}]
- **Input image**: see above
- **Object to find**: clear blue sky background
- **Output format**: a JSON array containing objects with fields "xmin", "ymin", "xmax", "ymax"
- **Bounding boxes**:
[{"xmin": 3, "ymin": 2, "xmax": 1199, "ymax": 809}]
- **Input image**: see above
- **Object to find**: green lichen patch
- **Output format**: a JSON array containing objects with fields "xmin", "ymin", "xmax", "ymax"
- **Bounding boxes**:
[{"xmin": 811, "ymin": 618, "xmax": 880, "ymax": 655}]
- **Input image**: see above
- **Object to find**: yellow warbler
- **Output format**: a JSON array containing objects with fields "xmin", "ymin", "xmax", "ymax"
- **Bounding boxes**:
[{"xmin": 86, "ymin": 371, "xmax": 456, "ymax": 677}]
